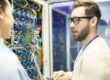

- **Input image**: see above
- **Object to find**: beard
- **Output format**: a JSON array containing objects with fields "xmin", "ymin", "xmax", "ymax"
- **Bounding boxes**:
[{"xmin": 73, "ymin": 24, "xmax": 90, "ymax": 41}]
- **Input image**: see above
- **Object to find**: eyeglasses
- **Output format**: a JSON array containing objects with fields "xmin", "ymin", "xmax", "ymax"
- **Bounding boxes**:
[{"xmin": 70, "ymin": 16, "xmax": 93, "ymax": 25}]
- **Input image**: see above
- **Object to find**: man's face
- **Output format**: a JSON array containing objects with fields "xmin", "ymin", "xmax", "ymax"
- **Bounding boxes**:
[
  {"xmin": 0, "ymin": 0, "xmax": 14, "ymax": 38},
  {"xmin": 70, "ymin": 7, "xmax": 91, "ymax": 41}
]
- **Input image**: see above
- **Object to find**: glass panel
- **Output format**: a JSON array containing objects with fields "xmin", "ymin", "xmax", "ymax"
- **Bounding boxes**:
[{"xmin": 52, "ymin": 10, "xmax": 67, "ymax": 71}]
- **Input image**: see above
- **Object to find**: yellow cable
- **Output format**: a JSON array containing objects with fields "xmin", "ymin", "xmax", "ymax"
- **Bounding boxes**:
[
  {"xmin": 30, "ymin": 9, "xmax": 37, "ymax": 18},
  {"xmin": 35, "ymin": 3, "xmax": 42, "ymax": 12},
  {"xmin": 14, "ymin": 0, "xmax": 28, "ymax": 8}
]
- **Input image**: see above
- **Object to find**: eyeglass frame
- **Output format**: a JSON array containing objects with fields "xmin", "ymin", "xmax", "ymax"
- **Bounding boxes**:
[{"xmin": 70, "ymin": 16, "xmax": 93, "ymax": 25}]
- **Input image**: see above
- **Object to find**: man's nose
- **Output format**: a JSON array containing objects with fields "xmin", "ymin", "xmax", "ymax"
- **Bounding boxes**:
[{"xmin": 70, "ymin": 22, "xmax": 75, "ymax": 29}]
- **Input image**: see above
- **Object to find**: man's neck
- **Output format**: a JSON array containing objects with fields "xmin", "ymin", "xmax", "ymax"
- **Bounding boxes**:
[{"xmin": 82, "ymin": 33, "xmax": 98, "ymax": 47}]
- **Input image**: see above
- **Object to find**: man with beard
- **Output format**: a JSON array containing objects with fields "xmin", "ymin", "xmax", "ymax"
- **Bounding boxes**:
[
  {"xmin": 0, "ymin": 0, "xmax": 31, "ymax": 80},
  {"xmin": 53, "ymin": 0, "xmax": 110, "ymax": 80}
]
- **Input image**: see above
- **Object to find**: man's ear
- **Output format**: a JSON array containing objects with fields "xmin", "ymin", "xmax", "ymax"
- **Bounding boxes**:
[
  {"xmin": 90, "ymin": 16, "xmax": 98, "ymax": 27},
  {"xmin": 0, "ymin": 15, "xmax": 3, "ymax": 20}
]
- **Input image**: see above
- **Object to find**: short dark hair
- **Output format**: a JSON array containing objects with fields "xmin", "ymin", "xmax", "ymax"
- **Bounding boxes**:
[
  {"xmin": 0, "ymin": 0, "xmax": 8, "ymax": 11},
  {"xmin": 73, "ymin": 1, "xmax": 101, "ymax": 24}
]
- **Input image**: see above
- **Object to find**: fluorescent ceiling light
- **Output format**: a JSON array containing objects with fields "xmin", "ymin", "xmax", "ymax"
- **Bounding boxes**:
[
  {"xmin": 92, "ymin": 0, "xmax": 110, "ymax": 2},
  {"xmin": 50, "ymin": 1, "xmax": 73, "ymax": 7}
]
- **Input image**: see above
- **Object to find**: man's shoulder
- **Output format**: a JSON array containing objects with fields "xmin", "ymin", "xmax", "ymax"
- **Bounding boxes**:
[
  {"xmin": 0, "ymin": 44, "xmax": 19, "ymax": 64},
  {"xmin": 84, "ymin": 36, "xmax": 110, "ymax": 56},
  {"xmin": 89, "ymin": 36, "xmax": 110, "ymax": 50}
]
